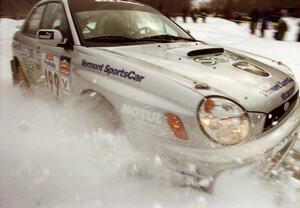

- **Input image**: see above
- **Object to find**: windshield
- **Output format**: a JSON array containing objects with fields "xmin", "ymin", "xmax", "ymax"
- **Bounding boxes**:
[{"xmin": 70, "ymin": 1, "xmax": 194, "ymax": 46}]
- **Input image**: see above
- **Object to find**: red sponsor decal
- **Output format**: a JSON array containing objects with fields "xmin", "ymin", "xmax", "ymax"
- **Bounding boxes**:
[
  {"xmin": 60, "ymin": 56, "xmax": 71, "ymax": 76},
  {"xmin": 45, "ymin": 54, "xmax": 54, "ymax": 61}
]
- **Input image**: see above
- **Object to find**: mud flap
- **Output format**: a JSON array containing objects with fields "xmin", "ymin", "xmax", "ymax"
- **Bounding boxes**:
[{"xmin": 10, "ymin": 59, "xmax": 18, "ymax": 85}]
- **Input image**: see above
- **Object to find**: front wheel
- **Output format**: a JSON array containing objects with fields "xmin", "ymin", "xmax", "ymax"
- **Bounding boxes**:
[{"xmin": 76, "ymin": 91, "xmax": 122, "ymax": 133}]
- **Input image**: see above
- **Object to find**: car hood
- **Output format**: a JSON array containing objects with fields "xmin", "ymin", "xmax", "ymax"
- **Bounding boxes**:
[{"xmin": 97, "ymin": 42, "xmax": 298, "ymax": 112}]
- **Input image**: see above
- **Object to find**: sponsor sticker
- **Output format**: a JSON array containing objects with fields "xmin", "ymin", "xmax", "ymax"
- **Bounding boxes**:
[
  {"xmin": 46, "ymin": 54, "xmax": 54, "ymax": 61},
  {"xmin": 38, "ymin": 31, "xmax": 54, "ymax": 40},
  {"xmin": 60, "ymin": 56, "xmax": 71, "ymax": 76},
  {"xmin": 61, "ymin": 76, "xmax": 71, "ymax": 94},
  {"xmin": 260, "ymin": 77, "xmax": 295, "ymax": 97},
  {"xmin": 43, "ymin": 53, "xmax": 58, "ymax": 71},
  {"xmin": 121, "ymin": 104, "xmax": 162, "ymax": 125},
  {"xmin": 81, "ymin": 59, "xmax": 145, "ymax": 82},
  {"xmin": 281, "ymin": 87, "xmax": 295, "ymax": 101},
  {"xmin": 194, "ymin": 52, "xmax": 243, "ymax": 66}
]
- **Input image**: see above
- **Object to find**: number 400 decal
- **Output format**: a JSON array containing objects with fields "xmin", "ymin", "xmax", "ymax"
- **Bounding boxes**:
[
  {"xmin": 42, "ymin": 53, "xmax": 71, "ymax": 97},
  {"xmin": 44, "ymin": 68, "xmax": 60, "ymax": 97}
]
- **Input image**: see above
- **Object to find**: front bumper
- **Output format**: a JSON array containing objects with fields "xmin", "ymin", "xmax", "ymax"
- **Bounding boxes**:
[{"xmin": 163, "ymin": 99, "xmax": 300, "ymax": 178}]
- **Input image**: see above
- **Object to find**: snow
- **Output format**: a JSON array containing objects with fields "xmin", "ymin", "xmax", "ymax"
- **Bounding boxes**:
[{"xmin": 1, "ymin": 17, "xmax": 300, "ymax": 207}]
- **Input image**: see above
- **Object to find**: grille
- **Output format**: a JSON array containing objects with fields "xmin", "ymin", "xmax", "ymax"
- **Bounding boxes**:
[{"xmin": 264, "ymin": 91, "xmax": 299, "ymax": 131}]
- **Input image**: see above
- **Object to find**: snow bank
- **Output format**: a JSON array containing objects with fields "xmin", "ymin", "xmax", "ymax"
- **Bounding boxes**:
[
  {"xmin": 178, "ymin": 17, "xmax": 250, "ymax": 45},
  {"xmin": 0, "ymin": 18, "xmax": 23, "ymax": 40},
  {"xmin": 0, "ymin": 19, "xmax": 23, "ymax": 85}
]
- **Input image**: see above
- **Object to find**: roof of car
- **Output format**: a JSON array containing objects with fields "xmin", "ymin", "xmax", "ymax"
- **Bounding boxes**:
[
  {"xmin": 35, "ymin": 0, "xmax": 144, "ymax": 7},
  {"xmin": 68, "ymin": 0, "xmax": 158, "ymax": 13}
]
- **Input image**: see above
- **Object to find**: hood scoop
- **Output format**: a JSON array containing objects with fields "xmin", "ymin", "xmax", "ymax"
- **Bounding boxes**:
[
  {"xmin": 166, "ymin": 44, "xmax": 224, "ymax": 57},
  {"xmin": 187, "ymin": 48, "xmax": 224, "ymax": 57}
]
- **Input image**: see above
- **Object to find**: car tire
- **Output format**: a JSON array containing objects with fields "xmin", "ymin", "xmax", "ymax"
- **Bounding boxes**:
[{"xmin": 77, "ymin": 90, "xmax": 122, "ymax": 133}]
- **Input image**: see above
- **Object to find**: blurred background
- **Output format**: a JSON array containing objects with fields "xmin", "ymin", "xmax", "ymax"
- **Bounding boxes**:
[{"xmin": 1, "ymin": 0, "xmax": 300, "ymax": 19}]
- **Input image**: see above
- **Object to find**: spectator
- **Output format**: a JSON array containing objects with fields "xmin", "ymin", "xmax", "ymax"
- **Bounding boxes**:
[
  {"xmin": 201, "ymin": 9, "xmax": 208, "ymax": 23},
  {"xmin": 249, "ymin": 9, "xmax": 260, "ymax": 35},
  {"xmin": 274, "ymin": 19, "xmax": 288, "ymax": 41},
  {"xmin": 191, "ymin": 8, "xmax": 198, "ymax": 23},
  {"xmin": 235, "ymin": 13, "xmax": 242, "ymax": 24},
  {"xmin": 182, "ymin": 8, "xmax": 188, "ymax": 23},
  {"xmin": 297, "ymin": 22, "xmax": 300, "ymax": 42},
  {"xmin": 260, "ymin": 11, "xmax": 269, "ymax": 37}
]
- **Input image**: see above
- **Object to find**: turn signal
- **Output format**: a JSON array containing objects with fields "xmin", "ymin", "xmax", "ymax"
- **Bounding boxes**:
[
  {"xmin": 165, "ymin": 113, "xmax": 188, "ymax": 140},
  {"xmin": 204, "ymin": 98, "xmax": 215, "ymax": 113}
]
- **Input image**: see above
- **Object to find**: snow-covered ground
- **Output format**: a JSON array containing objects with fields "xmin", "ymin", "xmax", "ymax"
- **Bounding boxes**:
[{"xmin": 1, "ymin": 17, "xmax": 300, "ymax": 208}]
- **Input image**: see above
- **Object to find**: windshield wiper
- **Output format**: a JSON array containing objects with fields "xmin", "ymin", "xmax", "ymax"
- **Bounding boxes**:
[
  {"xmin": 139, "ymin": 35, "xmax": 195, "ymax": 42},
  {"xmin": 85, "ymin": 36, "xmax": 138, "ymax": 43},
  {"xmin": 85, "ymin": 35, "xmax": 195, "ymax": 44}
]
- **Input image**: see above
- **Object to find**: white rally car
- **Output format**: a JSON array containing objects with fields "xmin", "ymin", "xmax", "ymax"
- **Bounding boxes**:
[{"xmin": 11, "ymin": 0, "xmax": 300, "ymax": 179}]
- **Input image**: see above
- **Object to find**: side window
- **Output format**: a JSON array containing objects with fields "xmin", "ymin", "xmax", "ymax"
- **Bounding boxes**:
[
  {"xmin": 23, "ymin": 5, "xmax": 46, "ymax": 36},
  {"xmin": 41, "ymin": 3, "xmax": 71, "ymax": 41}
]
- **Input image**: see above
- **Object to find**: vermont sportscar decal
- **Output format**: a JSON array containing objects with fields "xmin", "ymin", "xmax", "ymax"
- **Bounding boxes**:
[{"xmin": 82, "ymin": 59, "xmax": 145, "ymax": 82}]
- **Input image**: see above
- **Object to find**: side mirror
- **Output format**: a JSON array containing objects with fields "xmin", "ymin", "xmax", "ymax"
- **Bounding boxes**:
[{"xmin": 36, "ymin": 29, "xmax": 64, "ymax": 47}]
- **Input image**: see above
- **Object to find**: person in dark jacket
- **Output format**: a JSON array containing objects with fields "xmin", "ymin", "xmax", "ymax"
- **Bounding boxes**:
[
  {"xmin": 249, "ymin": 9, "xmax": 260, "ymax": 35},
  {"xmin": 297, "ymin": 22, "xmax": 300, "ymax": 42},
  {"xmin": 260, "ymin": 11, "xmax": 269, "ymax": 37},
  {"xmin": 191, "ymin": 8, "xmax": 198, "ymax": 23},
  {"xmin": 201, "ymin": 9, "xmax": 208, "ymax": 23},
  {"xmin": 182, "ymin": 8, "xmax": 188, "ymax": 23},
  {"xmin": 274, "ymin": 19, "xmax": 288, "ymax": 41}
]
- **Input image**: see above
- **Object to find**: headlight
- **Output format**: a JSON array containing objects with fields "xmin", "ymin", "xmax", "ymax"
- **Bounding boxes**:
[{"xmin": 198, "ymin": 97, "xmax": 250, "ymax": 145}]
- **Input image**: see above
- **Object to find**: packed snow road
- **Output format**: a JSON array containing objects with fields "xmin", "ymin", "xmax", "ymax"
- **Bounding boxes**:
[{"xmin": 1, "ymin": 17, "xmax": 300, "ymax": 208}]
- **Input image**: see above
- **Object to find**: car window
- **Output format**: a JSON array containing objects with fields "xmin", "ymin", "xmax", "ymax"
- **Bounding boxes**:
[
  {"xmin": 41, "ymin": 3, "xmax": 71, "ymax": 40},
  {"xmin": 134, "ymin": 13, "xmax": 178, "ymax": 37},
  {"xmin": 76, "ymin": 10, "xmax": 185, "ymax": 40},
  {"xmin": 23, "ymin": 5, "xmax": 46, "ymax": 36}
]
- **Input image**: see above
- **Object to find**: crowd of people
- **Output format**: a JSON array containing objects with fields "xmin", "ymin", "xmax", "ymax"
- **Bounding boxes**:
[
  {"xmin": 249, "ymin": 8, "xmax": 300, "ymax": 42},
  {"xmin": 177, "ymin": 7, "xmax": 300, "ymax": 42},
  {"xmin": 250, "ymin": 9, "xmax": 284, "ymax": 40},
  {"xmin": 181, "ymin": 8, "xmax": 208, "ymax": 23}
]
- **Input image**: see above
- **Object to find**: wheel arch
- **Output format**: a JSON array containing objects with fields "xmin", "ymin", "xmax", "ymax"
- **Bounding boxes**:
[{"xmin": 79, "ymin": 88, "xmax": 123, "ymax": 127}]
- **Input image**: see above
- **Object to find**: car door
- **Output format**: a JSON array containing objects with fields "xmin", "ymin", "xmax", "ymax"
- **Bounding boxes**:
[
  {"xmin": 18, "ymin": 4, "xmax": 46, "ymax": 84},
  {"xmin": 38, "ymin": 2, "xmax": 74, "ymax": 99}
]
